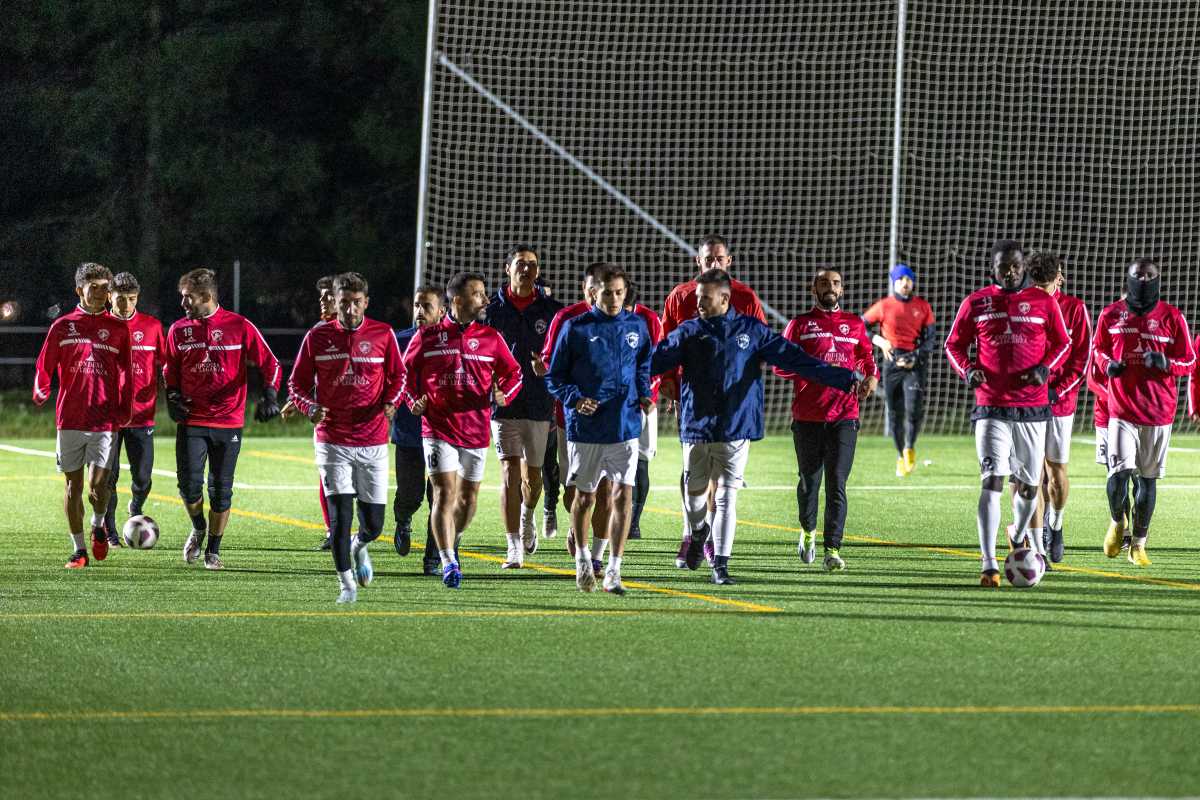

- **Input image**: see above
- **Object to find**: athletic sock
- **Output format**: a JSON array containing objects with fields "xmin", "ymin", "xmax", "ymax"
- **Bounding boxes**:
[
  {"xmin": 589, "ymin": 537, "xmax": 608, "ymax": 561},
  {"xmin": 438, "ymin": 548, "xmax": 456, "ymax": 568},
  {"xmin": 1133, "ymin": 535, "xmax": 1148, "ymax": 547},
  {"xmin": 89, "ymin": 511, "xmax": 104, "ymax": 528},
  {"xmin": 350, "ymin": 534, "xmax": 364, "ymax": 554},
  {"xmin": 575, "ymin": 546, "xmax": 591, "ymax": 566},
  {"xmin": 70, "ymin": 531, "xmax": 85, "ymax": 550},
  {"xmin": 189, "ymin": 511, "xmax": 207, "ymax": 532},
  {"xmin": 712, "ymin": 486, "xmax": 738, "ymax": 558},
  {"xmin": 1044, "ymin": 505, "xmax": 1063, "ymax": 531},
  {"xmin": 505, "ymin": 532, "xmax": 521, "ymax": 561},
  {"xmin": 205, "ymin": 534, "xmax": 222, "ymax": 555},
  {"xmin": 1029, "ymin": 527, "xmax": 1045, "ymax": 555},
  {"xmin": 683, "ymin": 491, "xmax": 707, "ymax": 532},
  {"xmin": 977, "ymin": 488, "xmax": 1001, "ymax": 572},
  {"xmin": 519, "ymin": 505, "xmax": 534, "ymax": 530},
  {"xmin": 1011, "ymin": 492, "xmax": 1037, "ymax": 548},
  {"xmin": 607, "ymin": 554, "xmax": 622, "ymax": 575},
  {"xmin": 337, "ymin": 569, "xmax": 355, "ymax": 592}
]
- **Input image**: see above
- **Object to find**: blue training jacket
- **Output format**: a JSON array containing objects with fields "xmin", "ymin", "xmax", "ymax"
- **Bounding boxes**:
[
  {"xmin": 390, "ymin": 326, "xmax": 422, "ymax": 448},
  {"xmin": 650, "ymin": 309, "xmax": 859, "ymax": 443},
  {"xmin": 545, "ymin": 307, "xmax": 652, "ymax": 444},
  {"xmin": 484, "ymin": 287, "xmax": 564, "ymax": 422}
]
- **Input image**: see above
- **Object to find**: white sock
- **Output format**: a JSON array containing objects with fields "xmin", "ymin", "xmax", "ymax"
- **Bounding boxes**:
[
  {"xmin": 712, "ymin": 485, "xmax": 738, "ymax": 558},
  {"xmin": 1133, "ymin": 536, "xmax": 1147, "ymax": 547},
  {"xmin": 90, "ymin": 511, "xmax": 104, "ymax": 528},
  {"xmin": 1045, "ymin": 505, "xmax": 1063, "ymax": 530},
  {"xmin": 505, "ymin": 532, "xmax": 521, "ymax": 560},
  {"xmin": 438, "ymin": 548, "xmax": 456, "ymax": 568},
  {"xmin": 1012, "ymin": 493, "xmax": 1038, "ymax": 549},
  {"xmin": 684, "ymin": 491, "xmax": 707, "ymax": 532},
  {"xmin": 589, "ymin": 538, "xmax": 608, "ymax": 561},
  {"xmin": 351, "ymin": 534, "xmax": 363, "ymax": 554},
  {"xmin": 338, "ymin": 569, "xmax": 355, "ymax": 591},
  {"xmin": 576, "ymin": 546, "xmax": 591, "ymax": 566},
  {"xmin": 977, "ymin": 488, "xmax": 1001, "ymax": 572},
  {"xmin": 607, "ymin": 554, "xmax": 622, "ymax": 575},
  {"xmin": 70, "ymin": 531, "xmax": 85, "ymax": 550},
  {"xmin": 520, "ymin": 505, "xmax": 534, "ymax": 529},
  {"xmin": 1029, "ymin": 527, "xmax": 1045, "ymax": 556}
]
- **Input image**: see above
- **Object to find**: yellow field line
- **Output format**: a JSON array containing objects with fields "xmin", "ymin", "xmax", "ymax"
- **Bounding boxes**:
[
  {"xmin": 646, "ymin": 505, "xmax": 1200, "ymax": 593},
  {"xmin": 3, "ymin": 703, "xmax": 1199, "ymax": 724},
  {"xmin": 0, "ymin": 609, "xmax": 725, "ymax": 621},
  {"xmin": 244, "ymin": 449, "xmax": 316, "ymax": 465}
]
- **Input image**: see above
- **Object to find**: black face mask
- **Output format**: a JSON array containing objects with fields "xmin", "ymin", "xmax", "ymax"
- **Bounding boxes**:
[{"xmin": 1126, "ymin": 275, "xmax": 1161, "ymax": 314}]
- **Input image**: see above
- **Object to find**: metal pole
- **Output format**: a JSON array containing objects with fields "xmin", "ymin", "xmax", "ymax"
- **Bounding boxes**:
[
  {"xmin": 889, "ymin": 0, "xmax": 907, "ymax": 272},
  {"xmin": 413, "ymin": 0, "xmax": 439, "ymax": 291},
  {"xmin": 233, "ymin": 259, "xmax": 241, "ymax": 313}
]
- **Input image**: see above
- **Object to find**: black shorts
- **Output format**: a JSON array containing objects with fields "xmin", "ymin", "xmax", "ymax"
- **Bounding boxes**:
[{"xmin": 176, "ymin": 425, "xmax": 243, "ymax": 512}]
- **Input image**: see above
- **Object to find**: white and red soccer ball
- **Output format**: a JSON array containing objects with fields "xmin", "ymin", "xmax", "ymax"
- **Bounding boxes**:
[
  {"xmin": 121, "ymin": 515, "xmax": 160, "ymax": 549},
  {"xmin": 1004, "ymin": 547, "xmax": 1046, "ymax": 588}
]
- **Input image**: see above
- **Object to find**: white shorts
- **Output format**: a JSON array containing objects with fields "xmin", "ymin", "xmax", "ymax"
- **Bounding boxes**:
[
  {"xmin": 975, "ymin": 418, "xmax": 1046, "ymax": 486},
  {"xmin": 1045, "ymin": 414, "xmax": 1074, "ymax": 464},
  {"xmin": 568, "ymin": 439, "xmax": 638, "ymax": 493},
  {"xmin": 314, "ymin": 442, "xmax": 389, "ymax": 504},
  {"xmin": 682, "ymin": 440, "xmax": 749, "ymax": 492},
  {"xmin": 491, "ymin": 418, "xmax": 550, "ymax": 463},
  {"xmin": 56, "ymin": 429, "xmax": 115, "ymax": 473},
  {"xmin": 1095, "ymin": 425, "xmax": 1108, "ymax": 466},
  {"xmin": 638, "ymin": 407, "xmax": 658, "ymax": 461},
  {"xmin": 1107, "ymin": 419, "xmax": 1171, "ymax": 479},
  {"xmin": 557, "ymin": 425, "xmax": 572, "ymax": 486},
  {"xmin": 423, "ymin": 437, "xmax": 486, "ymax": 483}
]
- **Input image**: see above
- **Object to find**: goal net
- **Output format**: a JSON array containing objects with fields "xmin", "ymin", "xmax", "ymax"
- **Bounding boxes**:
[{"xmin": 419, "ymin": 0, "xmax": 1200, "ymax": 433}]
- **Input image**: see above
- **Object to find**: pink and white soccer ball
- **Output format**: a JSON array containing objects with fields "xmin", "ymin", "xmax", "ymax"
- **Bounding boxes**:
[
  {"xmin": 1004, "ymin": 547, "xmax": 1046, "ymax": 588},
  {"xmin": 121, "ymin": 515, "xmax": 160, "ymax": 550}
]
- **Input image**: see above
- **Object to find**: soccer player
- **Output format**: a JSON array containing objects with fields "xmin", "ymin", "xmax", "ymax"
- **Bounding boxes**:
[
  {"xmin": 546, "ymin": 265, "xmax": 652, "ymax": 594},
  {"xmin": 660, "ymin": 234, "xmax": 766, "ymax": 567},
  {"xmin": 1092, "ymin": 259, "xmax": 1195, "ymax": 566},
  {"xmin": 33, "ymin": 262, "xmax": 133, "ymax": 568},
  {"xmin": 654, "ymin": 269, "xmax": 862, "ymax": 584},
  {"xmin": 777, "ymin": 269, "xmax": 879, "ymax": 571},
  {"xmin": 102, "ymin": 271, "xmax": 166, "ymax": 546},
  {"xmin": 862, "ymin": 263, "xmax": 935, "ymax": 476},
  {"xmin": 394, "ymin": 286, "xmax": 445, "ymax": 575},
  {"xmin": 165, "ymin": 268, "xmax": 282, "ymax": 570},
  {"xmin": 401, "ymin": 271, "xmax": 522, "ymax": 589},
  {"xmin": 1190, "ymin": 332, "xmax": 1200, "ymax": 423},
  {"xmin": 288, "ymin": 272, "xmax": 403, "ymax": 603},
  {"xmin": 624, "ymin": 280, "xmax": 664, "ymax": 540},
  {"xmin": 944, "ymin": 241, "xmax": 1071, "ymax": 587},
  {"xmin": 1005, "ymin": 254, "xmax": 1091, "ymax": 563},
  {"xmin": 484, "ymin": 246, "xmax": 563, "ymax": 568}
]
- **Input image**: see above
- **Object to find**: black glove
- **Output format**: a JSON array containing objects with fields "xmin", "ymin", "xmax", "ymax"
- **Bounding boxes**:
[
  {"xmin": 966, "ymin": 369, "xmax": 986, "ymax": 389},
  {"xmin": 1106, "ymin": 360, "xmax": 1126, "ymax": 378},
  {"xmin": 1143, "ymin": 350, "xmax": 1169, "ymax": 371},
  {"xmin": 166, "ymin": 389, "xmax": 190, "ymax": 423},
  {"xmin": 255, "ymin": 386, "xmax": 281, "ymax": 422},
  {"xmin": 1026, "ymin": 364, "xmax": 1050, "ymax": 385},
  {"xmin": 1048, "ymin": 387, "xmax": 1059, "ymax": 404}
]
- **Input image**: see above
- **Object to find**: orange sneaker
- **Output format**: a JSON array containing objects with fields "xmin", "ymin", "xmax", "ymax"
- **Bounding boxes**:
[
  {"xmin": 979, "ymin": 570, "xmax": 1001, "ymax": 588},
  {"xmin": 90, "ymin": 525, "xmax": 109, "ymax": 561},
  {"xmin": 65, "ymin": 550, "xmax": 88, "ymax": 569}
]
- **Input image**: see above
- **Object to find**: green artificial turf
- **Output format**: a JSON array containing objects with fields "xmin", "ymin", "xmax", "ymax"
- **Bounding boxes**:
[{"xmin": 2, "ymin": 433, "xmax": 1199, "ymax": 799}]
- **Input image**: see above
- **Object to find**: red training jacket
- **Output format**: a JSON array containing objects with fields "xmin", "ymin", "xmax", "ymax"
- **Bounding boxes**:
[
  {"xmin": 115, "ymin": 310, "xmax": 167, "ymax": 428},
  {"xmin": 776, "ymin": 307, "xmax": 876, "ymax": 422},
  {"xmin": 164, "ymin": 306, "xmax": 282, "ymax": 428},
  {"xmin": 1091, "ymin": 300, "xmax": 1195, "ymax": 427},
  {"xmin": 33, "ymin": 305, "xmax": 133, "ymax": 432},
  {"xmin": 862, "ymin": 294, "xmax": 934, "ymax": 351},
  {"xmin": 288, "ymin": 317, "xmax": 404, "ymax": 447},
  {"xmin": 1048, "ymin": 291, "xmax": 1092, "ymax": 418}
]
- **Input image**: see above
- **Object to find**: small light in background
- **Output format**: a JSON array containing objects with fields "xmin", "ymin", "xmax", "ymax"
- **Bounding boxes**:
[{"xmin": 0, "ymin": 300, "xmax": 19, "ymax": 324}]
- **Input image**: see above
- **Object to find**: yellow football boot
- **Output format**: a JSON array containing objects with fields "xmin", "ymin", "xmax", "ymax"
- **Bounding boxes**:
[
  {"xmin": 1103, "ymin": 519, "xmax": 1125, "ymax": 558},
  {"xmin": 1128, "ymin": 543, "xmax": 1151, "ymax": 567},
  {"xmin": 979, "ymin": 570, "xmax": 1001, "ymax": 588},
  {"xmin": 903, "ymin": 448, "xmax": 917, "ymax": 473},
  {"xmin": 895, "ymin": 456, "xmax": 909, "ymax": 477}
]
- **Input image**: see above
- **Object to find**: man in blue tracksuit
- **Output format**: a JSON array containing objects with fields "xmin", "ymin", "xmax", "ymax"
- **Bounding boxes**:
[
  {"xmin": 393, "ymin": 286, "xmax": 445, "ymax": 575},
  {"xmin": 650, "ymin": 268, "xmax": 865, "ymax": 584},
  {"xmin": 483, "ymin": 246, "xmax": 564, "ymax": 568},
  {"xmin": 546, "ymin": 265, "xmax": 652, "ymax": 595}
]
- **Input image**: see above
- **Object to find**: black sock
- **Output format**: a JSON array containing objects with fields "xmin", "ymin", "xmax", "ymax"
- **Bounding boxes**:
[
  {"xmin": 205, "ymin": 534, "xmax": 221, "ymax": 555},
  {"xmin": 329, "ymin": 494, "xmax": 355, "ymax": 572},
  {"xmin": 714, "ymin": 555, "xmax": 729, "ymax": 569},
  {"xmin": 129, "ymin": 496, "xmax": 145, "ymax": 517},
  {"xmin": 630, "ymin": 458, "xmax": 649, "ymax": 531},
  {"xmin": 1105, "ymin": 471, "xmax": 1132, "ymax": 523},
  {"xmin": 105, "ymin": 491, "xmax": 118, "ymax": 534},
  {"xmin": 189, "ymin": 511, "xmax": 207, "ymax": 532},
  {"xmin": 424, "ymin": 532, "xmax": 437, "ymax": 561}
]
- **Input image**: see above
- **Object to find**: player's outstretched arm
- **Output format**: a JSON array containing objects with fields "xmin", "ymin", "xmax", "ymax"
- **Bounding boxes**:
[{"xmin": 760, "ymin": 325, "xmax": 856, "ymax": 392}]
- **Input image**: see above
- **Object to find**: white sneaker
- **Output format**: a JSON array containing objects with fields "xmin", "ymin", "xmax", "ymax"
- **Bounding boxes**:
[
  {"xmin": 353, "ymin": 543, "xmax": 373, "ymax": 587},
  {"xmin": 203, "ymin": 552, "xmax": 223, "ymax": 571},
  {"xmin": 336, "ymin": 587, "xmax": 357, "ymax": 604},
  {"xmin": 602, "ymin": 569, "xmax": 625, "ymax": 596},
  {"xmin": 542, "ymin": 507, "xmax": 558, "ymax": 539},
  {"xmin": 798, "ymin": 530, "xmax": 816, "ymax": 564},
  {"xmin": 576, "ymin": 559, "xmax": 596, "ymax": 592},
  {"xmin": 502, "ymin": 537, "xmax": 523, "ymax": 569},
  {"xmin": 521, "ymin": 513, "xmax": 538, "ymax": 555},
  {"xmin": 183, "ymin": 529, "xmax": 205, "ymax": 564}
]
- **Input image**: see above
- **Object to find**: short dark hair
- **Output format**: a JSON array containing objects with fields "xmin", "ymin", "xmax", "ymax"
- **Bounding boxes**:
[
  {"xmin": 1027, "ymin": 252, "xmax": 1064, "ymax": 285},
  {"xmin": 506, "ymin": 244, "xmax": 539, "ymax": 263},
  {"xmin": 595, "ymin": 265, "xmax": 627, "ymax": 286},
  {"xmin": 111, "ymin": 271, "xmax": 140, "ymax": 294},
  {"xmin": 584, "ymin": 261, "xmax": 614, "ymax": 281},
  {"xmin": 178, "ymin": 268, "xmax": 218, "ymax": 297},
  {"xmin": 75, "ymin": 262, "xmax": 112, "ymax": 288},
  {"xmin": 316, "ymin": 275, "xmax": 334, "ymax": 292},
  {"xmin": 333, "ymin": 271, "xmax": 368, "ymax": 296},
  {"xmin": 990, "ymin": 240, "xmax": 1025, "ymax": 268},
  {"xmin": 624, "ymin": 280, "xmax": 640, "ymax": 307},
  {"xmin": 697, "ymin": 234, "xmax": 729, "ymax": 252},
  {"xmin": 697, "ymin": 268, "xmax": 732, "ymax": 293},
  {"xmin": 446, "ymin": 271, "xmax": 486, "ymax": 302},
  {"xmin": 414, "ymin": 284, "xmax": 442, "ymax": 301}
]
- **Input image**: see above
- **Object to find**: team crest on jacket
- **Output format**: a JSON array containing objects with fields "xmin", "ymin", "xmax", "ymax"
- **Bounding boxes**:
[
  {"xmin": 358, "ymin": 341, "xmax": 371, "ymax": 354},
  {"xmin": 625, "ymin": 332, "xmax": 640, "ymax": 349},
  {"xmin": 468, "ymin": 338, "xmax": 479, "ymax": 351},
  {"xmin": 1018, "ymin": 302, "xmax": 1031, "ymax": 314},
  {"xmin": 1148, "ymin": 319, "xmax": 1160, "ymax": 331},
  {"xmin": 211, "ymin": 329, "xmax": 224, "ymax": 342},
  {"xmin": 133, "ymin": 330, "xmax": 144, "ymax": 343},
  {"xmin": 535, "ymin": 319, "xmax": 547, "ymax": 335},
  {"xmin": 838, "ymin": 324, "xmax": 850, "ymax": 335},
  {"xmin": 735, "ymin": 334, "xmax": 750, "ymax": 350},
  {"xmin": 97, "ymin": 329, "xmax": 110, "ymax": 341}
]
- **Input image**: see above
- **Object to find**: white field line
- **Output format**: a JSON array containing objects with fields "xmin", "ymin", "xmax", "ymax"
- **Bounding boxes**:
[{"xmin": 1072, "ymin": 435, "xmax": 1199, "ymax": 453}]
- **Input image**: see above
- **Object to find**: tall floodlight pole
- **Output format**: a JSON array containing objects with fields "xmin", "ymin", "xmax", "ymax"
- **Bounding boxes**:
[
  {"xmin": 414, "ymin": 0, "xmax": 439, "ymax": 289},
  {"xmin": 889, "ymin": 0, "xmax": 907, "ymax": 272}
]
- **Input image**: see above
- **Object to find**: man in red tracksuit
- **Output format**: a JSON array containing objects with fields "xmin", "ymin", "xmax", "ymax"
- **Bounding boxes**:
[
  {"xmin": 33, "ymin": 262, "xmax": 133, "ymax": 569},
  {"xmin": 165, "ymin": 268, "xmax": 282, "ymax": 571},
  {"xmin": 289, "ymin": 272, "xmax": 404, "ymax": 604},
  {"xmin": 402, "ymin": 271, "xmax": 522, "ymax": 589},
  {"xmin": 102, "ymin": 271, "xmax": 167, "ymax": 547},
  {"xmin": 944, "ymin": 241, "xmax": 1071, "ymax": 587},
  {"xmin": 777, "ymin": 268, "xmax": 878, "ymax": 572},
  {"xmin": 1092, "ymin": 258, "xmax": 1196, "ymax": 566}
]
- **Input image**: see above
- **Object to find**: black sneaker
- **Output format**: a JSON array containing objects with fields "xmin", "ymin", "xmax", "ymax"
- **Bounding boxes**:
[
  {"xmin": 315, "ymin": 533, "xmax": 332, "ymax": 551},
  {"xmin": 684, "ymin": 524, "xmax": 710, "ymax": 571},
  {"xmin": 422, "ymin": 557, "xmax": 441, "ymax": 576},
  {"xmin": 711, "ymin": 565, "xmax": 736, "ymax": 585},
  {"xmin": 394, "ymin": 519, "xmax": 412, "ymax": 557},
  {"xmin": 627, "ymin": 525, "xmax": 641, "ymax": 540},
  {"xmin": 1049, "ymin": 526, "xmax": 1064, "ymax": 563}
]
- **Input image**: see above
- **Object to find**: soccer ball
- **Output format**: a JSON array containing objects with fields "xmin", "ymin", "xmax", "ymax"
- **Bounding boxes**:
[
  {"xmin": 121, "ymin": 515, "xmax": 160, "ymax": 550},
  {"xmin": 1004, "ymin": 547, "xmax": 1046, "ymax": 588}
]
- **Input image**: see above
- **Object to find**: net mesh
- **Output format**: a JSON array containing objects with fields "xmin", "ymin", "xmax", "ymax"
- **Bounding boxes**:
[{"xmin": 422, "ymin": 1, "xmax": 1200, "ymax": 433}]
